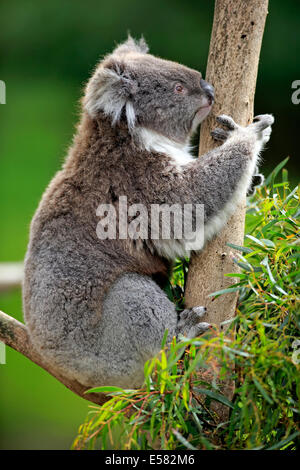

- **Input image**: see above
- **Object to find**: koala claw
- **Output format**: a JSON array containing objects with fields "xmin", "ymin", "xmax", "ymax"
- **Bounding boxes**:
[
  {"xmin": 187, "ymin": 322, "xmax": 211, "ymax": 339},
  {"xmin": 247, "ymin": 173, "xmax": 265, "ymax": 196},
  {"xmin": 212, "ymin": 114, "xmax": 240, "ymax": 142},
  {"xmin": 252, "ymin": 173, "xmax": 264, "ymax": 187},
  {"xmin": 179, "ymin": 305, "xmax": 206, "ymax": 322},
  {"xmin": 216, "ymin": 114, "xmax": 238, "ymax": 130},
  {"xmin": 211, "ymin": 127, "xmax": 228, "ymax": 142},
  {"xmin": 195, "ymin": 322, "xmax": 211, "ymax": 334},
  {"xmin": 247, "ymin": 163, "xmax": 265, "ymax": 196},
  {"xmin": 177, "ymin": 306, "xmax": 210, "ymax": 338},
  {"xmin": 191, "ymin": 306, "xmax": 207, "ymax": 317}
]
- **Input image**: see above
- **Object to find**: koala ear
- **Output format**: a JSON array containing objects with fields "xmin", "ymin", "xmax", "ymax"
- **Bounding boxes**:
[
  {"xmin": 112, "ymin": 35, "xmax": 149, "ymax": 56},
  {"xmin": 83, "ymin": 58, "xmax": 138, "ymax": 131}
]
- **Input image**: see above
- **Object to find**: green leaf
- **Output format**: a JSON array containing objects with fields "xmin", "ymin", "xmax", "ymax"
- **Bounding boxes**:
[
  {"xmin": 267, "ymin": 431, "xmax": 300, "ymax": 450},
  {"xmin": 246, "ymin": 234, "xmax": 267, "ymax": 247},
  {"xmin": 196, "ymin": 388, "xmax": 234, "ymax": 409},
  {"xmin": 222, "ymin": 346, "xmax": 253, "ymax": 358},
  {"xmin": 224, "ymin": 273, "xmax": 247, "ymax": 278},
  {"xmin": 191, "ymin": 411, "xmax": 203, "ymax": 432},
  {"xmin": 261, "ymin": 219, "xmax": 277, "ymax": 234},
  {"xmin": 282, "ymin": 168, "xmax": 288, "ymax": 183},
  {"xmin": 252, "ymin": 378, "xmax": 273, "ymax": 404},
  {"xmin": 265, "ymin": 157, "xmax": 289, "ymax": 185},
  {"xmin": 208, "ymin": 286, "xmax": 243, "ymax": 297},
  {"xmin": 260, "ymin": 239, "xmax": 276, "ymax": 248},
  {"xmin": 226, "ymin": 242, "xmax": 253, "ymax": 254},
  {"xmin": 172, "ymin": 429, "xmax": 197, "ymax": 450},
  {"xmin": 161, "ymin": 329, "xmax": 169, "ymax": 348},
  {"xmin": 283, "ymin": 185, "xmax": 298, "ymax": 205},
  {"xmin": 261, "ymin": 256, "xmax": 276, "ymax": 284},
  {"xmin": 160, "ymin": 350, "xmax": 168, "ymax": 394},
  {"xmin": 261, "ymin": 257, "xmax": 288, "ymax": 295}
]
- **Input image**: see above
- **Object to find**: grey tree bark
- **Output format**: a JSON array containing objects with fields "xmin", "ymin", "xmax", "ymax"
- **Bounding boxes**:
[
  {"xmin": 184, "ymin": 0, "xmax": 269, "ymax": 421},
  {"xmin": 185, "ymin": 0, "xmax": 269, "ymax": 325}
]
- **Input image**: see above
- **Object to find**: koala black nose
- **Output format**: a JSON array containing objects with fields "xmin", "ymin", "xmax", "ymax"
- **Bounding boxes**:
[{"xmin": 200, "ymin": 79, "xmax": 215, "ymax": 103}]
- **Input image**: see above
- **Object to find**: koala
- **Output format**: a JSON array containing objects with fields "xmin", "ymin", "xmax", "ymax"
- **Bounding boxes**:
[
  {"xmin": 247, "ymin": 165, "xmax": 265, "ymax": 196},
  {"xmin": 23, "ymin": 37, "xmax": 273, "ymax": 390}
]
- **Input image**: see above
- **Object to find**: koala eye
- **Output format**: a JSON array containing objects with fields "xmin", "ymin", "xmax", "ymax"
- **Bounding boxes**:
[{"xmin": 174, "ymin": 83, "xmax": 185, "ymax": 94}]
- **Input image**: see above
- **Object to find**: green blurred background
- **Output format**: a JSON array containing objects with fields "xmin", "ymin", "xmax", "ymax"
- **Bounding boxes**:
[{"xmin": 0, "ymin": 0, "xmax": 299, "ymax": 450}]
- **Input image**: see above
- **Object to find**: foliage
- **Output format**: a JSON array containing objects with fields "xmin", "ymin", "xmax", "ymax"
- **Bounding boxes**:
[{"xmin": 73, "ymin": 163, "xmax": 299, "ymax": 450}]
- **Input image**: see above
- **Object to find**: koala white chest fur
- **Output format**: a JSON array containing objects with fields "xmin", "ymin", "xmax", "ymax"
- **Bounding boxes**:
[
  {"xmin": 137, "ymin": 127, "xmax": 195, "ymax": 167},
  {"xmin": 23, "ymin": 37, "xmax": 273, "ymax": 391}
]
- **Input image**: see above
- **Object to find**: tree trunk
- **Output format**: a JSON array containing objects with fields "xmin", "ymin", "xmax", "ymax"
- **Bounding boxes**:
[
  {"xmin": 185, "ymin": 0, "xmax": 269, "ymax": 324},
  {"xmin": 184, "ymin": 0, "xmax": 269, "ymax": 421}
]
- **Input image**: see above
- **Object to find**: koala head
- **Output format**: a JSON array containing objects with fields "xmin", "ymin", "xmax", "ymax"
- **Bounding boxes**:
[{"xmin": 83, "ymin": 36, "xmax": 214, "ymax": 144}]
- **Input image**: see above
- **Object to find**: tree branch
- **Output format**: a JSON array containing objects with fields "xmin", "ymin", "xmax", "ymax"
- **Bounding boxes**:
[
  {"xmin": 0, "ymin": 262, "xmax": 23, "ymax": 292},
  {"xmin": 0, "ymin": 309, "xmax": 108, "ymax": 406}
]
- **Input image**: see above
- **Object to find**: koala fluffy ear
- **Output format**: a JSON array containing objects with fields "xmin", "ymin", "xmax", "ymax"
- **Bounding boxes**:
[
  {"xmin": 112, "ymin": 35, "xmax": 149, "ymax": 56},
  {"xmin": 83, "ymin": 58, "xmax": 138, "ymax": 131}
]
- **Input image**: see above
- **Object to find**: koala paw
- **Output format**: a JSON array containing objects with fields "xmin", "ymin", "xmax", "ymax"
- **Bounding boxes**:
[
  {"xmin": 211, "ymin": 113, "xmax": 274, "ymax": 154},
  {"xmin": 211, "ymin": 114, "xmax": 238, "ymax": 142},
  {"xmin": 252, "ymin": 114, "xmax": 274, "ymax": 146},
  {"xmin": 216, "ymin": 114, "xmax": 238, "ymax": 130},
  {"xmin": 252, "ymin": 114, "xmax": 274, "ymax": 131},
  {"xmin": 192, "ymin": 322, "xmax": 211, "ymax": 337},
  {"xmin": 248, "ymin": 114, "xmax": 274, "ymax": 155},
  {"xmin": 211, "ymin": 127, "xmax": 229, "ymax": 142},
  {"xmin": 177, "ymin": 306, "xmax": 211, "ymax": 338}
]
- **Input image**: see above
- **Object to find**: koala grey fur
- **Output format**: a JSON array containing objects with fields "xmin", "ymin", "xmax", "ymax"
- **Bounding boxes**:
[{"xmin": 23, "ymin": 37, "xmax": 274, "ymax": 390}]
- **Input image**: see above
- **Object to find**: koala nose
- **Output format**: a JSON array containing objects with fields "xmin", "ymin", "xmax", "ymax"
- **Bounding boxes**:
[{"xmin": 200, "ymin": 79, "xmax": 215, "ymax": 104}]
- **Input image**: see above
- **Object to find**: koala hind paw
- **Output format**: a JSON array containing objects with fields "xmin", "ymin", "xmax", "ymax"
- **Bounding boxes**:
[
  {"xmin": 247, "ymin": 173, "xmax": 265, "ymax": 196},
  {"xmin": 177, "ymin": 306, "xmax": 211, "ymax": 338}
]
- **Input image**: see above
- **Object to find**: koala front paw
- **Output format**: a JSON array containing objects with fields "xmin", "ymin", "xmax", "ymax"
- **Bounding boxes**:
[
  {"xmin": 211, "ymin": 127, "xmax": 229, "ymax": 142},
  {"xmin": 211, "ymin": 113, "xmax": 274, "ymax": 155},
  {"xmin": 252, "ymin": 114, "xmax": 274, "ymax": 131},
  {"xmin": 211, "ymin": 114, "xmax": 238, "ymax": 142}
]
